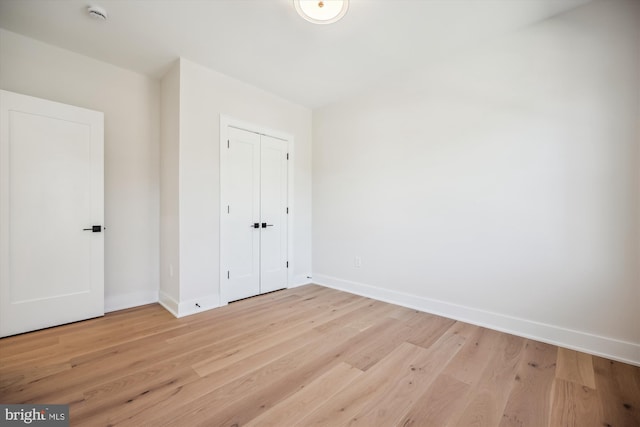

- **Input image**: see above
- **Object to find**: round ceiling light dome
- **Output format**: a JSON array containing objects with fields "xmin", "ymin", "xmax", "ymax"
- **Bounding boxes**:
[{"xmin": 294, "ymin": 0, "xmax": 349, "ymax": 25}]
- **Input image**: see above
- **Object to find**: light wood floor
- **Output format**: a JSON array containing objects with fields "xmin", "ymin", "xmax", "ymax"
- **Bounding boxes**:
[{"xmin": 1, "ymin": 285, "xmax": 638, "ymax": 426}]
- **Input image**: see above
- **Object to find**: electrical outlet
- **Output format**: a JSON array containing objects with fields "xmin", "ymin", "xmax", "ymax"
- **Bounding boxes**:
[{"xmin": 354, "ymin": 256, "xmax": 362, "ymax": 268}]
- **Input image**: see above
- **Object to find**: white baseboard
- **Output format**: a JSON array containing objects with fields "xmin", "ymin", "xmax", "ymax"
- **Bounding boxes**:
[
  {"xmin": 289, "ymin": 274, "xmax": 314, "ymax": 288},
  {"xmin": 159, "ymin": 291, "xmax": 220, "ymax": 318},
  {"xmin": 313, "ymin": 274, "xmax": 640, "ymax": 367},
  {"xmin": 105, "ymin": 290, "xmax": 159, "ymax": 313},
  {"xmin": 158, "ymin": 291, "xmax": 179, "ymax": 317}
]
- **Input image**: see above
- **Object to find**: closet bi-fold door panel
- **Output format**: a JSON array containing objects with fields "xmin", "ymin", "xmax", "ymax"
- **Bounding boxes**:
[
  {"xmin": 259, "ymin": 135, "xmax": 288, "ymax": 294},
  {"xmin": 223, "ymin": 125, "xmax": 288, "ymax": 303},
  {"xmin": 225, "ymin": 127, "xmax": 261, "ymax": 302}
]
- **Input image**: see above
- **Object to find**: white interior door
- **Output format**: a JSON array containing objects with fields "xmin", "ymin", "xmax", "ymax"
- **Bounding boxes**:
[
  {"xmin": 221, "ymin": 122, "xmax": 289, "ymax": 303},
  {"xmin": 224, "ymin": 126, "xmax": 261, "ymax": 302},
  {"xmin": 259, "ymin": 135, "xmax": 288, "ymax": 293},
  {"xmin": 0, "ymin": 90, "xmax": 104, "ymax": 337}
]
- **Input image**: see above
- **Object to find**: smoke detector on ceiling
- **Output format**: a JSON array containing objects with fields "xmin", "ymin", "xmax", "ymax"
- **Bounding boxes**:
[{"xmin": 87, "ymin": 5, "xmax": 108, "ymax": 21}]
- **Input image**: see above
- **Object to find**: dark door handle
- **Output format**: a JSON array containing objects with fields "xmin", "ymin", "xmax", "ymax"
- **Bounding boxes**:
[
  {"xmin": 262, "ymin": 223, "xmax": 274, "ymax": 228},
  {"xmin": 83, "ymin": 225, "xmax": 102, "ymax": 232},
  {"xmin": 251, "ymin": 223, "xmax": 260, "ymax": 229}
]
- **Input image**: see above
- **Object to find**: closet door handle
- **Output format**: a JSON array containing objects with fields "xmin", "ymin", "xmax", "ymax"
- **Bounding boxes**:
[
  {"xmin": 262, "ymin": 223, "xmax": 274, "ymax": 228},
  {"xmin": 251, "ymin": 223, "xmax": 260, "ymax": 229}
]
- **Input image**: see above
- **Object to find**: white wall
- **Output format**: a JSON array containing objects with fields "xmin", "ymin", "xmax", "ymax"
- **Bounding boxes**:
[
  {"xmin": 313, "ymin": 0, "xmax": 640, "ymax": 364},
  {"xmin": 0, "ymin": 29, "xmax": 160, "ymax": 312},
  {"xmin": 159, "ymin": 60, "xmax": 181, "ymax": 308},
  {"xmin": 159, "ymin": 58, "xmax": 312, "ymax": 316}
]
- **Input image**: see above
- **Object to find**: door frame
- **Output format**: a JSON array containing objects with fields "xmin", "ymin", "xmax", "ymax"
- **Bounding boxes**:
[{"xmin": 219, "ymin": 115, "xmax": 294, "ymax": 305}]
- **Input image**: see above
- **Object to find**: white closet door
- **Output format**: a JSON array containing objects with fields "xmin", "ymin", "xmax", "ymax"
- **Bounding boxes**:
[
  {"xmin": 224, "ymin": 127, "xmax": 261, "ymax": 302},
  {"xmin": 0, "ymin": 90, "xmax": 104, "ymax": 337},
  {"xmin": 221, "ymin": 121, "xmax": 289, "ymax": 303},
  {"xmin": 259, "ymin": 135, "xmax": 288, "ymax": 294}
]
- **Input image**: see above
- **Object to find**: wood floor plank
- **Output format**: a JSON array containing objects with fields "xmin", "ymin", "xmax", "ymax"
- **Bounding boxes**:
[
  {"xmin": 191, "ymin": 326, "xmax": 325, "ymax": 384},
  {"xmin": 71, "ymin": 366, "xmax": 201, "ymax": 426},
  {"xmin": 397, "ymin": 373, "xmax": 471, "ymax": 427},
  {"xmin": 387, "ymin": 306, "xmax": 422, "ymax": 322},
  {"xmin": 313, "ymin": 299, "xmax": 390, "ymax": 333},
  {"xmin": 3, "ymin": 315, "xmax": 220, "ymax": 400},
  {"xmin": 2, "ymin": 305, "xmax": 176, "ymax": 368},
  {"xmin": 0, "ymin": 293, "xmax": 317, "ymax": 402},
  {"xmin": 442, "ymin": 326, "xmax": 504, "ymax": 385},
  {"xmin": 347, "ymin": 322, "xmax": 468, "ymax": 426},
  {"xmin": 451, "ymin": 333, "xmax": 526, "ymax": 427},
  {"xmin": 191, "ymin": 294, "xmax": 372, "ymax": 377},
  {"xmin": 342, "ymin": 317, "xmax": 413, "ymax": 371},
  {"xmin": 499, "ymin": 340, "xmax": 558, "ymax": 427},
  {"xmin": 163, "ymin": 294, "xmax": 312, "ymax": 347},
  {"xmin": 0, "ymin": 336, "xmax": 59, "ymax": 361},
  {"xmin": 0, "ymin": 361, "xmax": 71, "ymax": 392},
  {"xmin": 202, "ymin": 315, "xmax": 421, "ymax": 426},
  {"xmin": 244, "ymin": 362, "xmax": 363, "ymax": 427},
  {"xmin": 550, "ymin": 378, "xmax": 602, "ymax": 427},
  {"xmin": 556, "ymin": 347, "xmax": 597, "ymax": 389},
  {"xmin": 296, "ymin": 341, "xmax": 428, "ymax": 427},
  {"xmin": 1, "ymin": 293, "xmax": 299, "ymax": 374},
  {"xmin": 117, "ymin": 324, "xmax": 363, "ymax": 426},
  {"xmin": 1, "ymin": 285, "xmax": 638, "ymax": 427},
  {"xmin": 593, "ymin": 356, "xmax": 640, "ymax": 427},
  {"xmin": 148, "ymin": 326, "xmax": 365, "ymax": 426},
  {"xmin": 406, "ymin": 313, "xmax": 457, "ymax": 349}
]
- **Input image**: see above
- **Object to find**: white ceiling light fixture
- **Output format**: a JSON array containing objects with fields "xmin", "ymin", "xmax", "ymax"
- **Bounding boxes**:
[
  {"xmin": 294, "ymin": 0, "xmax": 349, "ymax": 25},
  {"xmin": 87, "ymin": 5, "xmax": 108, "ymax": 21}
]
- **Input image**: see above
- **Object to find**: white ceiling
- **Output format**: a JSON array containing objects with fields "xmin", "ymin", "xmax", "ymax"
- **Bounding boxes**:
[{"xmin": 0, "ymin": 0, "xmax": 593, "ymax": 108}]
